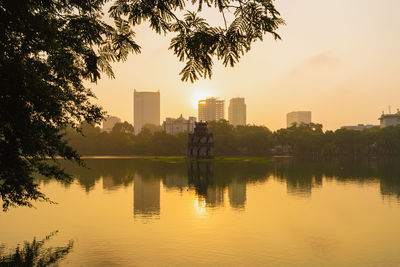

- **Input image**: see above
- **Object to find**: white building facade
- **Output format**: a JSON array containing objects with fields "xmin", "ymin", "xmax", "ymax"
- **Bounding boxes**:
[
  {"xmin": 228, "ymin": 97, "xmax": 246, "ymax": 126},
  {"xmin": 162, "ymin": 115, "xmax": 196, "ymax": 135},
  {"xmin": 379, "ymin": 110, "xmax": 400, "ymax": 128},
  {"xmin": 134, "ymin": 90, "xmax": 160, "ymax": 135},
  {"xmin": 198, "ymin": 98, "xmax": 225, "ymax": 122},
  {"xmin": 341, "ymin": 124, "xmax": 378, "ymax": 131},
  {"xmin": 286, "ymin": 111, "xmax": 312, "ymax": 128},
  {"xmin": 102, "ymin": 116, "xmax": 121, "ymax": 132}
]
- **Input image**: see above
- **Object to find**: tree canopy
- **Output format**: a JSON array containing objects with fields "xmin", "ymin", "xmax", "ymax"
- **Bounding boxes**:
[
  {"xmin": 65, "ymin": 121, "xmax": 400, "ymax": 157},
  {"xmin": 0, "ymin": 0, "xmax": 283, "ymax": 210}
]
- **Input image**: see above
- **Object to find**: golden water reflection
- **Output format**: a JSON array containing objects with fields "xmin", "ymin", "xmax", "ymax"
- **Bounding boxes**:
[
  {"xmin": 2, "ymin": 158, "xmax": 400, "ymax": 266},
  {"xmin": 60, "ymin": 158, "xmax": 400, "ymax": 219}
]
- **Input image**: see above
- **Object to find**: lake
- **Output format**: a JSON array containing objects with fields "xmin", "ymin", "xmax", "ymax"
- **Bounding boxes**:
[{"xmin": 1, "ymin": 158, "xmax": 400, "ymax": 266}]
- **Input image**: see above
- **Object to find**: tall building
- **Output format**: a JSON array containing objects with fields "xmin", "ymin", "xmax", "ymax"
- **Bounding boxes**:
[
  {"xmin": 162, "ymin": 115, "xmax": 196, "ymax": 135},
  {"xmin": 198, "ymin": 97, "xmax": 224, "ymax": 122},
  {"xmin": 102, "ymin": 116, "xmax": 121, "ymax": 132},
  {"xmin": 133, "ymin": 90, "xmax": 160, "ymax": 135},
  {"xmin": 379, "ymin": 109, "xmax": 400, "ymax": 128},
  {"xmin": 287, "ymin": 111, "xmax": 312, "ymax": 128},
  {"xmin": 228, "ymin": 97, "xmax": 246, "ymax": 126}
]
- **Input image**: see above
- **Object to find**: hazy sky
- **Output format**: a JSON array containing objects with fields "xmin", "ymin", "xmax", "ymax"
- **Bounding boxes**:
[{"xmin": 90, "ymin": 0, "xmax": 400, "ymax": 130}]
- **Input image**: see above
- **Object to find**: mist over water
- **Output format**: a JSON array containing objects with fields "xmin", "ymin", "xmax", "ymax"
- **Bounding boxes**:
[{"xmin": 2, "ymin": 158, "xmax": 400, "ymax": 266}]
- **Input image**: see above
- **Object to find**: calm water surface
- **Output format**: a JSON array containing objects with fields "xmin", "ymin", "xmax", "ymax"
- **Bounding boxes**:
[{"xmin": 1, "ymin": 158, "xmax": 400, "ymax": 266}]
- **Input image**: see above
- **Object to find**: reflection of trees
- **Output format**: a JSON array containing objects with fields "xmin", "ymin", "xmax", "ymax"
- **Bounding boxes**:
[
  {"xmin": 0, "ymin": 231, "xmax": 73, "ymax": 266},
  {"xmin": 188, "ymin": 162, "xmax": 271, "ymax": 208},
  {"xmin": 57, "ymin": 159, "xmax": 141, "ymax": 192},
  {"xmin": 54, "ymin": 158, "xmax": 400, "ymax": 208},
  {"xmin": 273, "ymin": 158, "xmax": 400, "ymax": 198}
]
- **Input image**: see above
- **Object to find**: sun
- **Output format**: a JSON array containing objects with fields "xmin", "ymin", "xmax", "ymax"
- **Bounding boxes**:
[{"xmin": 190, "ymin": 82, "xmax": 214, "ymax": 109}]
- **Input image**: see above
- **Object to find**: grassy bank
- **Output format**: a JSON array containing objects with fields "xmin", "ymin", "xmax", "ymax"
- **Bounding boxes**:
[{"xmin": 140, "ymin": 156, "xmax": 271, "ymax": 163}]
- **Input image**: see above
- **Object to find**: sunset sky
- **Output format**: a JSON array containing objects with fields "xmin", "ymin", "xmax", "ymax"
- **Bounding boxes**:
[{"xmin": 90, "ymin": 0, "xmax": 400, "ymax": 131}]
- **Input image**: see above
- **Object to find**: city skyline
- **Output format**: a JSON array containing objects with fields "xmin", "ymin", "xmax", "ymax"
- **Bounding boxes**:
[
  {"xmin": 88, "ymin": 0, "xmax": 400, "ymax": 131},
  {"xmin": 126, "ymin": 89, "xmax": 399, "ymax": 131}
]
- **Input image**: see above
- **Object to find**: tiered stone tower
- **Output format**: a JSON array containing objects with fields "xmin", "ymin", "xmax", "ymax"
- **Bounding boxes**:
[{"xmin": 187, "ymin": 122, "xmax": 214, "ymax": 159}]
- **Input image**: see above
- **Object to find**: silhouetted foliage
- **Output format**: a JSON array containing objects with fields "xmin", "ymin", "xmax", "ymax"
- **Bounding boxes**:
[
  {"xmin": 0, "ymin": 0, "xmax": 138, "ymax": 210},
  {"xmin": 0, "ymin": 231, "xmax": 73, "ymax": 267},
  {"xmin": 0, "ymin": 0, "xmax": 283, "ymax": 210},
  {"xmin": 65, "ymin": 121, "xmax": 400, "ymax": 157},
  {"xmin": 109, "ymin": 0, "xmax": 284, "ymax": 82}
]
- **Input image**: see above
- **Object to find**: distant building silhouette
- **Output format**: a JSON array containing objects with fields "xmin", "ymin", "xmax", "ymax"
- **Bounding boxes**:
[
  {"xmin": 379, "ymin": 109, "xmax": 400, "ymax": 128},
  {"xmin": 102, "ymin": 116, "xmax": 121, "ymax": 132},
  {"xmin": 228, "ymin": 97, "xmax": 246, "ymax": 126},
  {"xmin": 198, "ymin": 97, "xmax": 224, "ymax": 122},
  {"xmin": 162, "ymin": 114, "xmax": 196, "ymax": 135},
  {"xmin": 188, "ymin": 122, "xmax": 214, "ymax": 159},
  {"xmin": 133, "ymin": 90, "xmax": 160, "ymax": 135},
  {"xmin": 287, "ymin": 111, "xmax": 311, "ymax": 128},
  {"xmin": 133, "ymin": 174, "xmax": 160, "ymax": 218},
  {"xmin": 341, "ymin": 124, "xmax": 378, "ymax": 131}
]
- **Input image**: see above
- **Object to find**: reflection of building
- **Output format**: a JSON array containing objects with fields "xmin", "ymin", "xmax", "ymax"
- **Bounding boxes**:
[
  {"xmin": 379, "ymin": 110, "xmax": 400, "ymax": 128},
  {"xmin": 162, "ymin": 115, "xmax": 196, "ymax": 135},
  {"xmin": 198, "ymin": 98, "xmax": 224, "ymax": 122},
  {"xmin": 286, "ymin": 179, "xmax": 312, "ymax": 197},
  {"xmin": 133, "ymin": 90, "xmax": 160, "ymax": 135},
  {"xmin": 287, "ymin": 111, "xmax": 311, "ymax": 128},
  {"xmin": 228, "ymin": 97, "xmax": 246, "ymax": 126},
  {"xmin": 102, "ymin": 116, "xmax": 121, "ymax": 132},
  {"xmin": 341, "ymin": 124, "xmax": 377, "ymax": 131},
  {"xmin": 228, "ymin": 181, "xmax": 246, "ymax": 208},
  {"xmin": 162, "ymin": 173, "xmax": 188, "ymax": 191},
  {"xmin": 206, "ymin": 187, "xmax": 225, "ymax": 207},
  {"xmin": 133, "ymin": 175, "xmax": 160, "ymax": 217}
]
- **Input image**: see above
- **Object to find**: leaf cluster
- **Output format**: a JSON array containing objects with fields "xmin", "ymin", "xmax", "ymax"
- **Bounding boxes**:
[
  {"xmin": 109, "ymin": 0, "xmax": 284, "ymax": 81},
  {"xmin": 0, "ymin": 0, "xmax": 139, "ymax": 210},
  {"xmin": 0, "ymin": 231, "xmax": 73, "ymax": 267}
]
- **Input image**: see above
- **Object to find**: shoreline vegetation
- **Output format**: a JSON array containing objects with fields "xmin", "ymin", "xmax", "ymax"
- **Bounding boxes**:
[
  {"xmin": 77, "ymin": 156, "xmax": 273, "ymax": 163},
  {"xmin": 66, "ymin": 120, "xmax": 400, "ymax": 158}
]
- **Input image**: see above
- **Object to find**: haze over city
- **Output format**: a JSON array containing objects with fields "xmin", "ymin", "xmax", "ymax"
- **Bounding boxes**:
[
  {"xmin": 90, "ymin": 0, "xmax": 400, "ymax": 130},
  {"xmin": 3, "ymin": 0, "xmax": 400, "ymax": 266}
]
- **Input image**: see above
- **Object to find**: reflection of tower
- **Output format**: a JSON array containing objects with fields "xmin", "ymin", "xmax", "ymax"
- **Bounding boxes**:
[
  {"xmin": 187, "ymin": 162, "xmax": 226, "ymax": 207},
  {"xmin": 228, "ymin": 180, "xmax": 246, "ymax": 209},
  {"xmin": 133, "ymin": 174, "xmax": 160, "ymax": 218},
  {"xmin": 188, "ymin": 162, "xmax": 213, "ymax": 197}
]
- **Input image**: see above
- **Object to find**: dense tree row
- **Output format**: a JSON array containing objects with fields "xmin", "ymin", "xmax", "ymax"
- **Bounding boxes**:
[{"xmin": 65, "ymin": 120, "xmax": 400, "ymax": 156}]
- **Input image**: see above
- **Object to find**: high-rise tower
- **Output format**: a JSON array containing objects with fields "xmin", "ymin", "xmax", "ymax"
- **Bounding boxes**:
[
  {"xmin": 133, "ymin": 90, "xmax": 160, "ymax": 135},
  {"xmin": 198, "ymin": 97, "xmax": 224, "ymax": 122},
  {"xmin": 228, "ymin": 97, "xmax": 246, "ymax": 126},
  {"xmin": 286, "ymin": 111, "xmax": 311, "ymax": 128}
]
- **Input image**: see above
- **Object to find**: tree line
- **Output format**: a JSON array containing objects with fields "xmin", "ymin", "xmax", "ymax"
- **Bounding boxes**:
[{"xmin": 65, "ymin": 120, "xmax": 400, "ymax": 157}]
